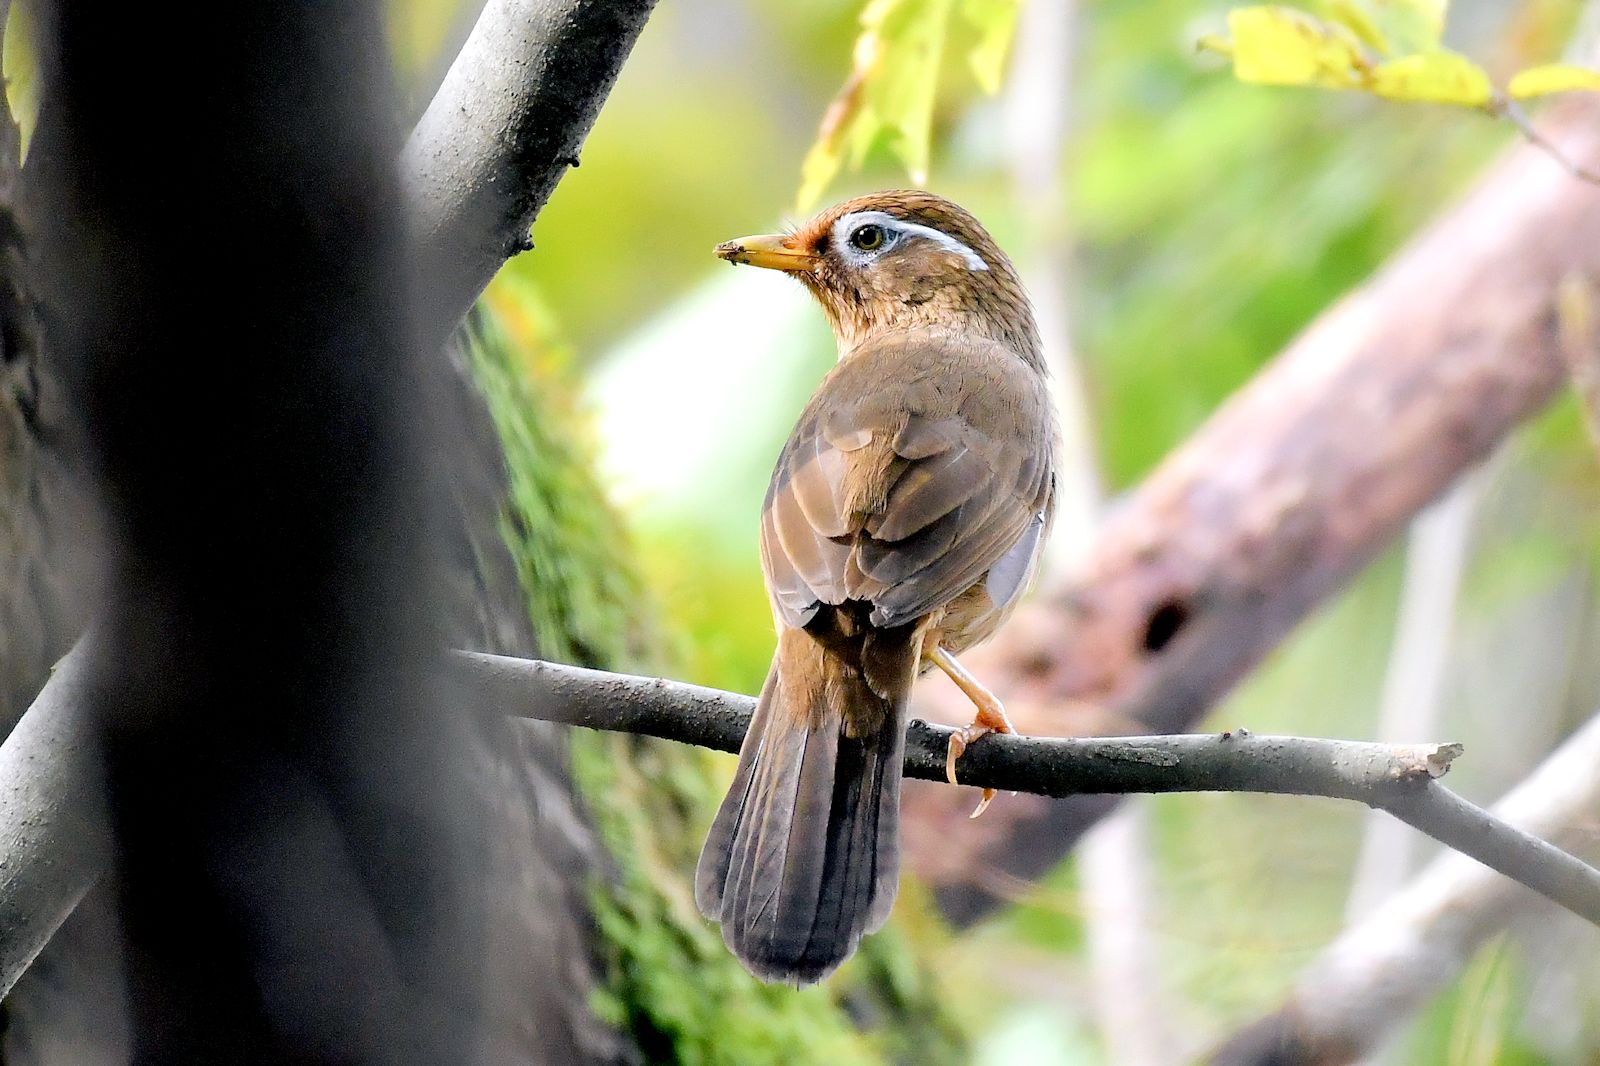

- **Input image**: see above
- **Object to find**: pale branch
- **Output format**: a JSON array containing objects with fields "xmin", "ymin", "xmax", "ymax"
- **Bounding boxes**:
[
  {"xmin": 400, "ymin": 0, "xmax": 658, "ymax": 348},
  {"xmin": 0, "ymin": 643, "xmax": 104, "ymax": 1001},
  {"xmin": 1210, "ymin": 707, "xmax": 1600, "ymax": 1066},
  {"xmin": 454, "ymin": 651, "xmax": 1600, "ymax": 928}
]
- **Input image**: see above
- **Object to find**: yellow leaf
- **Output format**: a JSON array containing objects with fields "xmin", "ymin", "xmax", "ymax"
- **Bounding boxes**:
[
  {"xmin": 1508, "ymin": 64, "xmax": 1600, "ymax": 100},
  {"xmin": 1226, "ymin": 7, "xmax": 1370, "ymax": 90},
  {"xmin": 1369, "ymin": 51, "xmax": 1492, "ymax": 106}
]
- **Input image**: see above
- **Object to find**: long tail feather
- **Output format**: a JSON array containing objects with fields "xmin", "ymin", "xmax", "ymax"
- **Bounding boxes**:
[{"xmin": 695, "ymin": 625, "xmax": 914, "ymax": 984}]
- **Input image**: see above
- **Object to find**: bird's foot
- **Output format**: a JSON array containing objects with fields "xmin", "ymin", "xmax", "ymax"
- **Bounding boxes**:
[
  {"xmin": 944, "ymin": 703, "xmax": 1016, "ymax": 818},
  {"xmin": 928, "ymin": 643, "xmax": 1018, "ymax": 818}
]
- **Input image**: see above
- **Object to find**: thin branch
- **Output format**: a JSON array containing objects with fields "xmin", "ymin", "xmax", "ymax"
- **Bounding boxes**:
[
  {"xmin": 7, "ymin": 648, "xmax": 1600, "ymax": 1003},
  {"xmin": 1497, "ymin": 99, "xmax": 1600, "ymax": 187},
  {"xmin": 455, "ymin": 651, "xmax": 1600, "ymax": 928},
  {"xmin": 1210, "ymin": 707, "xmax": 1600, "ymax": 1066},
  {"xmin": 400, "ymin": 0, "xmax": 658, "ymax": 348}
]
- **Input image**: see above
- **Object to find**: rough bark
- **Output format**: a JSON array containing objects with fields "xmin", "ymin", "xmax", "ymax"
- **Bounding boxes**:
[{"xmin": 905, "ymin": 97, "xmax": 1600, "ymax": 923}]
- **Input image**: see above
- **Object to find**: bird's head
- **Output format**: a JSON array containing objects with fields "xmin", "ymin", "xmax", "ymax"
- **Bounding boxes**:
[{"xmin": 715, "ymin": 191, "xmax": 1041, "ymax": 366}]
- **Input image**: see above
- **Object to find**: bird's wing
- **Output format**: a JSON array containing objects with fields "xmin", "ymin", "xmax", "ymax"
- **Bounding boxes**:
[{"xmin": 760, "ymin": 331, "xmax": 1055, "ymax": 632}]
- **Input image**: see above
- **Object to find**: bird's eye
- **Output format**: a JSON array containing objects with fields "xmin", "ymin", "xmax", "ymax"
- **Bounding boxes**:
[{"xmin": 849, "ymin": 224, "xmax": 886, "ymax": 252}]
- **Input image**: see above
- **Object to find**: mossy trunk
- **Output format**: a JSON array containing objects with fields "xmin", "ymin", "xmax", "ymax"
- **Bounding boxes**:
[{"xmin": 468, "ymin": 308, "xmax": 969, "ymax": 1065}]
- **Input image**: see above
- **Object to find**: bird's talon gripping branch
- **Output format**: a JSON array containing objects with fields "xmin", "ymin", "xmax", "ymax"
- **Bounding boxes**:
[
  {"xmin": 929, "ymin": 645, "xmax": 1017, "ymax": 817},
  {"xmin": 945, "ymin": 731, "xmax": 968, "ymax": 786}
]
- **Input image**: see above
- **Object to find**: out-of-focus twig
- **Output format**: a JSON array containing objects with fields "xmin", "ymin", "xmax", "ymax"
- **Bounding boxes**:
[
  {"xmin": 0, "ymin": 643, "xmax": 103, "ymax": 1001},
  {"xmin": 1001, "ymin": 0, "xmax": 1172, "ymax": 1059}
]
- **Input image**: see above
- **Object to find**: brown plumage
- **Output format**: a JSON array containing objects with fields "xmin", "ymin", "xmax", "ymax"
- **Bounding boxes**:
[{"xmin": 696, "ymin": 191, "xmax": 1057, "ymax": 984}]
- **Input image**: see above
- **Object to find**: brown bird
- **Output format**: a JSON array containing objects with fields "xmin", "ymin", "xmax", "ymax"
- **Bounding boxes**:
[{"xmin": 695, "ymin": 191, "xmax": 1057, "ymax": 984}]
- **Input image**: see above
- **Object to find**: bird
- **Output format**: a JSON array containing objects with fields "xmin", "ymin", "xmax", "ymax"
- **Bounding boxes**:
[{"xmin": 694, "ymin": 190, "xmax": 1058, "ymax": 985}]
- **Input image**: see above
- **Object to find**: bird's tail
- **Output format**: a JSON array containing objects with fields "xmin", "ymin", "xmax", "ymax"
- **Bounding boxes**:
[{"xmin": 695, "ymin": 622, "xmax": 918, "ymax": 984}]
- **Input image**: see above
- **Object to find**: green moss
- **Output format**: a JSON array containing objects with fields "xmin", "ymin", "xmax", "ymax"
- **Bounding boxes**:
[
  {"xmin": 465, "ymin": 313, "xmax": 648, "ymax": 669},
  {"xmin": 466, "ymin": 304, "xmax": 965, "ymax": 1065}
]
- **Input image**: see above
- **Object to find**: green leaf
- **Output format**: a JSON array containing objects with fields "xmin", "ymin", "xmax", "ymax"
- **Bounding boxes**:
[
  {"xmin": 865, "ymin": 0, "xmax": 953, "ymax": 186},
  {"xmin": 3, "ymin": 0, "xmax": 39, "ymax": 157},
  {"xmin": 961, "ymin": 0, "xmax": 1022, "ymax": 93},
  {"xmin": 794, "ymin": 0, "xmax": 1024, "ymax": 211},
  {"xmin": 1223, "ymin": 7, "xmax": 1371, "ymax": 90},
  {"xmin": 1369, "ymin": 50, "xmax": 1492, "ymax": 105},
  {"xmin": 1508, "ymin": 63, "xmax": 1600, "ymax": 100}
]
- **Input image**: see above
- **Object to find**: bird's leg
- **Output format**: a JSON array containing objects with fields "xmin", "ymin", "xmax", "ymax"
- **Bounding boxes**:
[{"xmin": 927, "ymin": 645, "xmax": 1015, "ymax": 818}]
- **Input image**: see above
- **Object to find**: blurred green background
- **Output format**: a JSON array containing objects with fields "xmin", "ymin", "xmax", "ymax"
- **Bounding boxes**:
[{"xmin": 391, "ymin": 1, "xmax": 1600, "ymax": 1061}]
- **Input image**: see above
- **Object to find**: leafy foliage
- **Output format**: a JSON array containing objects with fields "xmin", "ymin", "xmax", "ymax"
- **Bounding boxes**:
[
  {"xmin": 797, "ymin": 0, "xmax": 1021, "ymax": 210},
  {"xmin": 1199, "ymin": 1, "xmax": 1600, "ymax": 107}
]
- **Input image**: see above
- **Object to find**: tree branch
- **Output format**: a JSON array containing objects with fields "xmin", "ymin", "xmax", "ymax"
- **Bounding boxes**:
[
  {"xmin": 1209, "ymin": 706, "xmax": 1600, "ymax": 1066},
  {"xmin": 457, "ymin": 652, "xmax": 1600, "ymax": 928},
  {"xmin": 400, "ymin": 0, "xmax": 658, "ymax": 348},
  {"xmin": 8, "ymin": 649, "xmax": 1600, "ymax": 1001}
]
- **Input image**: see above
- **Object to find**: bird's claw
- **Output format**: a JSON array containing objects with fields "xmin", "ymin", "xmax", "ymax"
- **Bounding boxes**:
[
  {"xmin": 945, "ymin": 723, "xmax": 1004, "ymax": 818},
  {"xmin": 945, "ymin": 731, "xmax": 968, "ymax": 786}
]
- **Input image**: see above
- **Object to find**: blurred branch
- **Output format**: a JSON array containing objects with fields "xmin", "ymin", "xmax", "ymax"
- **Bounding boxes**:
[
  {"xmin": 400, "ymin": 0, "xmax": 658, "ymax": 348},
  {"xmin": 1209, "ymin": 707, "xmax": 1600, "ymax": 1066},
  {"xmin": 911, "ymin": 95, "xmax": 1600, "ymax": 923},
  {"xmin": 1001, "ymin": 1, "xmax": 1173, "ymax": 1059},
  {"xmin": 1557, "ymin": 270, "xmax": 1600, "ymax": 450},
  {"xmin": 0, "ymin": 643, "xmax": 103, "ymax": 1001}
]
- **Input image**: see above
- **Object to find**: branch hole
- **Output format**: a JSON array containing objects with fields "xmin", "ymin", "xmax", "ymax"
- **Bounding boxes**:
[{"xmin": 1142, "ymin": 599, "xmax": 1190, "ymax": 654}]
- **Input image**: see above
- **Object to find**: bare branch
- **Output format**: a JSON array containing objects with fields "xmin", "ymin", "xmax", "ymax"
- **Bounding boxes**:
[
  {"xmin": 400, "ymin": 0, "xmax": 658, "ymax": 346},
  {"xmin": 456, "ymin": 652, "xmax": 1600, "ymax": 928},
  {"xmin": 7, "ymin": 649, "xmax": 1600, "ymax": 1001},
  {"xmin": 1497, "ymin": 99, "xmax": 1600, "ymax": 187},
  {"xmin": 1210, "ymin": 708, "xmax": 1600, "ymax": 1066}
]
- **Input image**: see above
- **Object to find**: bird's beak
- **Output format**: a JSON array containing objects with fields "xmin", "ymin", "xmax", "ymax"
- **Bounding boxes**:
[{"xmin": 714, "ymin": 233, "xmax": 819, "ymax": 273}]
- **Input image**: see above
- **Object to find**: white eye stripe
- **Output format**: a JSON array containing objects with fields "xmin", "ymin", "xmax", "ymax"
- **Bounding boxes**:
[{"xmin": 830, "ymin": 210, "xmax": 989, "ymax": 272}]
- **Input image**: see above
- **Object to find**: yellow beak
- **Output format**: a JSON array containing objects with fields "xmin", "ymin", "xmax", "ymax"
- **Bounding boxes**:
[{"xmin": 714, "ymin": 233, "xmax": 819, "ymax": 273}]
